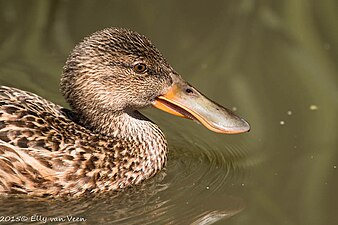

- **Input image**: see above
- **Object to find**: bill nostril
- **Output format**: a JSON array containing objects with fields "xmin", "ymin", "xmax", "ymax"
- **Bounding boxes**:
[{"xmin": 185, "ymin": 88, "xmax": 194, "ymax": 94}]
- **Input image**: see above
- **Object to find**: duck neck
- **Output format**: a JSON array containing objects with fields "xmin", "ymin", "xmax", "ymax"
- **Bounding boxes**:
[
  {"xmin": 77, "ymin": 109, "xmax": 168, "ymax": 172},
  {"xmin": 105, "ymin": 111, "xmax": 166, "ymax": 142}
]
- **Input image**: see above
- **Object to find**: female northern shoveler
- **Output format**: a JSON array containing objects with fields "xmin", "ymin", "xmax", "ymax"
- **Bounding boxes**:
[{"xmin": 0, "ymin": 28, "xmax": 250, "ymax": 197}]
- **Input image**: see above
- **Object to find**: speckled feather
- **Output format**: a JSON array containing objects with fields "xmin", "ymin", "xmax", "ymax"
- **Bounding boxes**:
[
  {"xmin": 0, "ymin": 28, "xmax": 172, "ymax": 197},
  {"xmin": 0, "ymin": 86, "xmax": 167, "ymax": 197}
]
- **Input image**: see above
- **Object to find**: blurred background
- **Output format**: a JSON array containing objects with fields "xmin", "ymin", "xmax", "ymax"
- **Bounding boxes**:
[{"xmin": 0, "ymin": 0, "xmax": 337, "ymax": 224}]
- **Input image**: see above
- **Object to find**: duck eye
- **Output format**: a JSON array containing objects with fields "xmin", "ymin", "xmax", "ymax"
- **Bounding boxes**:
[{"xmin": 133, "ymin": 63, "xmax": 147, "ymax": 74}]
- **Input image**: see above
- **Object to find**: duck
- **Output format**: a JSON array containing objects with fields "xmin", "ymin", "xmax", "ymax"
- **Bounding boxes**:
[{"xmin": 0, "ymin": 28, "xmax": 250, "ymax": 197}]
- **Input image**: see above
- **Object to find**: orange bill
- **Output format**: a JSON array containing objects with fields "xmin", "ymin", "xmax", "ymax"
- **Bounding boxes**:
[{"xmin": 152, "ymin": 80, "xmax": 250, "ymax": 134}]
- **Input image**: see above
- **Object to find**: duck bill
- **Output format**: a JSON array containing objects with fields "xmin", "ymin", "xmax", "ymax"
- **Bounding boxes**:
[{"xmin": 152, "ymin": 81, "xmax": 250, "ymax": 134}]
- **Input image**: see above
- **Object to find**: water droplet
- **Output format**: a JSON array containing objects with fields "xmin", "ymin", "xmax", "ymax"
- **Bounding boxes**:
[
  {"xmin": 206, "ymin": 186, "xmax": 210, "ymax": 190},
  {"xmin": 309, "ymin": 105, "xmax": 318, "ymax": 111},
  {"xmin": 334, "ymin": 165, "xmax": 337, "ymax": 169},
  {"xmin": 287, "ymin": 110, "xmax": 292, "ymax": 115},
  {"xmin": 280, "ymin": 121, "xmax": 285, "ymax": 125},
  {"xmin": 232, "ymin": 107, "xmax": 237, "ymax": 111},
  {"xmin": 241, "ymin": 183, "xmax": 245, "ymax": 186}
]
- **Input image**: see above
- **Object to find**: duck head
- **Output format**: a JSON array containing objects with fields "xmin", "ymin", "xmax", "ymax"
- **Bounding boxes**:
[{"xmin": 60, "ymin": 28, "xmax": 250, "ymax": 135}]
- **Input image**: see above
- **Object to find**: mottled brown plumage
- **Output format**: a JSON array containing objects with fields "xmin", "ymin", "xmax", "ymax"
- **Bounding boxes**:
[
  {"xmin": 0, "ymin": 28, "xmax": 250, "ymax": 197},
  {"xmin": 0, "ymin": 85, "xmax": 166, "ymax": 197}
]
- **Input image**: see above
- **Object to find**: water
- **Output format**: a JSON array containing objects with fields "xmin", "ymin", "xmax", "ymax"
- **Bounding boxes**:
[{"xmin": 0, "ymin": 0, "xmax": 337, "ymax": 224}]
